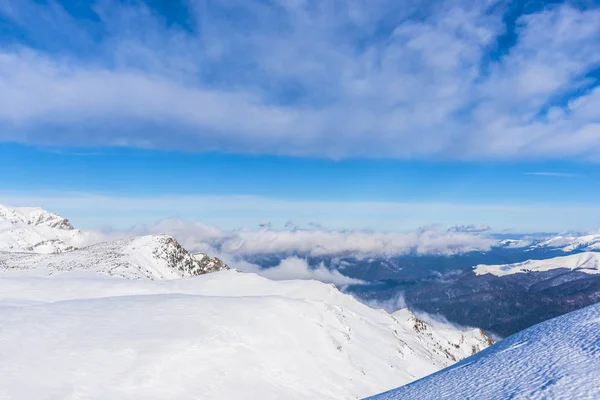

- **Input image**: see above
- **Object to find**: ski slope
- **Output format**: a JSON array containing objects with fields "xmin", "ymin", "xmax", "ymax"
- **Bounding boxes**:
[
  {"xmin": 365, "ymin": 302, "xmax": 600, "ymax": 400},
  {"xmin": 0, "ymin": 269, "xmax": 492, "ymax": 400}
]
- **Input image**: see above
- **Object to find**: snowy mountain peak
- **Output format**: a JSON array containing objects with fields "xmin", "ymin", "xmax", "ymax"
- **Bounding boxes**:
[
  {"xmin": 0, "ymin": 205, "xmax": 74, "ymax": 230},
  {"xmin": 139, "ymin": 235, "xmax": 229, "ymax": 276}
]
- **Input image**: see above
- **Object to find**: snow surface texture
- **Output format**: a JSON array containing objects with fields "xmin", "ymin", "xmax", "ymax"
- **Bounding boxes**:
[
  {"xmin": 474, "ymin": 252, "xmax": 600, "ymax": 277},
  {"xmin": 365, "ymin": 302, "xmax": 600, "ymax": 400},
  {"xmin": 0, "ymin": 270, "xmax": 492, "ymax": 400},
  {"xmin": 0, "ymin": 235, "xmax": 228, "ymax": 279}
]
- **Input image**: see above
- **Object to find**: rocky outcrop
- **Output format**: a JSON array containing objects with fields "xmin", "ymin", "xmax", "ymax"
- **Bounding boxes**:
[{"xmin": 193, "ymin": 252, "xmax": 229, "ymax": 274}]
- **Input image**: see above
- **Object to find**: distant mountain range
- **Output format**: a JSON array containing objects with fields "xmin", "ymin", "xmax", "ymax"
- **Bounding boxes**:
[{"xmin": 343, "ymin": 249, "xmax": 600, "ymax": 337}]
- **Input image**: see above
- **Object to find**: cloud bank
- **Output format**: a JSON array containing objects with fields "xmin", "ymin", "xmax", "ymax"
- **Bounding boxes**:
[
  {"xmin": 1, "ymin": 0, "xmax": 600, "ymax": 160},
  {"xmin": 136, "ymin": 217, "xmax": 497, "ymax": 257},
  {"xmin": 359, "ymin": 293, "xmax": 407, "ymax": 314},
  {"xmin": 238, "ymin": 257, "xmax": 364, "ymax": 286}
]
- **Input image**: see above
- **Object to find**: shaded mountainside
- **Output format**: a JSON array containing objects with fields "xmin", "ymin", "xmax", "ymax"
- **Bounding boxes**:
[
  {"xmin": 347, "ymin": 252, "xmax": 600, "ymax": 337},
  {"xmin": 403, "ymin": 268, "xmax": 600, "ymax": 337},
  {"xmin": 366, "ymin": 302, "xmax": 600, "ymax": 400}
]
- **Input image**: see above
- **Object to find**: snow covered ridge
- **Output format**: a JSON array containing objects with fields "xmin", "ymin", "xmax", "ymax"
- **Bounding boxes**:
[
  {"xmin": 0, "ymin": 270, "xmax": 492, "ymax": 400},
  {"xmin": 365, "ymin": 301, "xmax": 600, "ymax": 400},
  {"xmin": 0, "ymin": 204, "xmax": 85, "ymax": 253},
  {"xmin": 0, "ymin": 234, "xmax": 228, "ymax": 279},
  {"xmin": 0, "ymin": 204, "xmax": 228, "ymax": 278},
  {"xmin": 474, "ymin": 252, "xmax": 600, "ymax": 277},
  {"xmin": 392, "ymin": 309, "xmax": 493, "ymax": 363},
  {"xmin": 534, "ymin": 232, "xmax": 600, "ymax": 252}
]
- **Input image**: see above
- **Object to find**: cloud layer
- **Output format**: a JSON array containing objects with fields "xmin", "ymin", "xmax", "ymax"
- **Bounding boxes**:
[
  {"xmin": 135, "ymin": 217, "xmax": 497, "ymax": 257},
  {"xmin": 239, "ymin": 256, "xmax": 365, "ymax": 286},
  {"xmin": 113, "ymin": 218, "xmax": 496, "ymax": 285},
  {"xmin": 1, "ymin": 0, "xmax": 600, "ymax": 159}
]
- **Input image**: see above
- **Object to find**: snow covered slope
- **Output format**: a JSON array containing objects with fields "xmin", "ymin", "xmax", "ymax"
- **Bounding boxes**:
[
  {"xmin": 392, "ymin": 309, "xmax": 493, "ymax": 364},
  {"xmin": 365, "ymin": 301, "xmax": 600, "ymax": 400},
  {"xmin": 0, "ymin": 235, "xmax": 228, "ymax": 279},
  {"xmin": 534, "ymin": 232, "xmax": 600, "ymax": 252},
  {"xmin": 0, "ymin": 270, "xmax": 492, "ymax": 400},
  {"xmin": 0, "ymin": 204, "xmax": 89, "ymax": 253},
  {"xmin": 474, "ymin": 252, "xmax": 600, "ymax": 277}
]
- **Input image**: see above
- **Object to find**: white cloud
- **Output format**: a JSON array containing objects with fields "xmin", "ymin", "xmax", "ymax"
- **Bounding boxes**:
[
  {"xmin": 218, "ymin": 227, "xmax": 496, "ymax": 257},
  {"xmin": 524, "ymin": 172, "xmax": 583, "ymax": 178},
  {"xmin": 94, "ymin": 214, "xmax": 496, "ymax": 257},
  {"xmin": 132, "ymin": 217, "xmax": 225, "ymax": 254},
  {"xmin": 40, "ymin": 205, "xmax": 498, "ymax": 258},
  {"xmin": 0, "ymin": 1, "xmax": 599, "ymax": 159},
  {"xmin": 238, "ymin": 256, "xmax": 364, "ymax": 286},
  {"xmin": 358, "ymin": 293, "xmax": 407, "ymax": 313},
  {"xmin": 448, "ymin": 224, "xmax": 492, "ymax": 233}
]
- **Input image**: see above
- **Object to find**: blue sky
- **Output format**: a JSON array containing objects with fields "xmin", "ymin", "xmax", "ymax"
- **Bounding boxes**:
[{"xmin": 1, "ymin": 0, "xmax": 600, "ymax": 231}]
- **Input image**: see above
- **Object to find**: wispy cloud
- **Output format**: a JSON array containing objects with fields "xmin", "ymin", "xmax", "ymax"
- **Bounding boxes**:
[
  {"xmin": 91, "ymin": 215, "xmax": 498, "ymax": 257},
  {"xmin": 237, "ymin": 257, "xmax": 365, "ymax": 286},
  {"xmin": 524, "ymin": 172, "xmax": 583, "ymax": 178},
  {"xmin": 0, "ymin": 1, "xmax": 599, "ymax": 160},
  {"xmin": 215, "ymin": 226, "xmax": 496, "ymax": 257}
]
